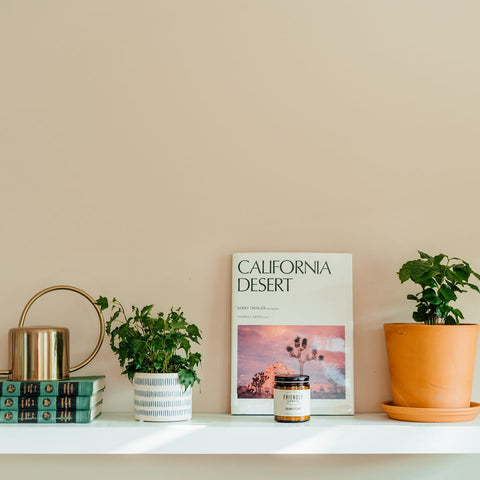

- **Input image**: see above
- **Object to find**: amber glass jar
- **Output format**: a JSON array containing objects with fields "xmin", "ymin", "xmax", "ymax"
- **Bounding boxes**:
[{"xmin": 274, "ymin": 375, "xmax": 310, "ymax": 422}]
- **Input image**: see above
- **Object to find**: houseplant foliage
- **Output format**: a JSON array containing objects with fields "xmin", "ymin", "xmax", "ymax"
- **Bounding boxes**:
[
  {"xmin": 398, "ymin": 251, "xmax": 480, "ymax": 325},
  {"xmin": 96, "ymin": 297, "xmax": 202, "ymax": 390}
]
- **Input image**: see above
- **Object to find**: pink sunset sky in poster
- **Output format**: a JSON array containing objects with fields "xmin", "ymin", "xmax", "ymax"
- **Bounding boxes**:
[{"xmin": 237, "ymin": 324, "xmax": 346, "ymax": 388}]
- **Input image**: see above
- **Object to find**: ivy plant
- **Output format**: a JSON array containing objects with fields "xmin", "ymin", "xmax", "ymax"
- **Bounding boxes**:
[
  {"xmin": 96, "ymin": 297, "xmax": 202, "ymax": 389},
  {"xmin": 397, "ymin": 251, "xmax": 480, "ymax": 325}
]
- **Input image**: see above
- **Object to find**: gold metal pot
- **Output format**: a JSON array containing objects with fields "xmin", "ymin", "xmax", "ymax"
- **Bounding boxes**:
[{"xmin": 0, "ymin": 285, "xmax": 105, "ymax": 381}]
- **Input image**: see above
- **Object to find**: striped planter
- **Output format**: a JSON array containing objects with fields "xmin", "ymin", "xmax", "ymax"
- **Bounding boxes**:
[{"xmin": 133, "ymin": 373, "xmax": 192, "ymax": 422}]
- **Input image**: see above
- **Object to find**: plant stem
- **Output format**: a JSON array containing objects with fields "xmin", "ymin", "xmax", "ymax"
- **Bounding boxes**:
[
  {"xmin": 115, "ymin": 300, "xmax": 129, "ymax": 324},
  {"xmin": 431, "ymin": 256, "xmax": 450, "ymax": 325},
  {"xmin": 436, "ymin": 257, "xmax": 450, "ymax": 290}
]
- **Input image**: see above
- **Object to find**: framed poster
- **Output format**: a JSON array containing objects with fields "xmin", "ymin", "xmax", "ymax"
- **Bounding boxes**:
[{"xmin": 231, "ymin": 252, "xmax": 354, "ymax": 415}]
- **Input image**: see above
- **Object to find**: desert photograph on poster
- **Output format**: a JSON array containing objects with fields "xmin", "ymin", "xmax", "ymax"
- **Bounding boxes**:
[{"xmin": 237, "ymin": 324, "xmax": 345, "ymax": 400}]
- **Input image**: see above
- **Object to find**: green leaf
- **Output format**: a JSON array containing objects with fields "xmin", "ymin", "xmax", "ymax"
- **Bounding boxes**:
[
  {"xmin": 445, "ymin": 281, "xmax": 464, "ymax": 294},
  {"xmin": 418, "ymin": 251, "xmax": 432, "ymax": 259},
  {"xmin": 172, "ymin": 319, "xmax": 187, "ymax": 330},
  {"xmin": 467, "ymin": 283, "xmax": 480, "ymax": 293},
  {"xmin": 187, "ymin": 324, "xmax": 202, "ymax": 340},
  {"xmin": 398, "ymin": 260, "xmax": 432, "ymax": 284},
  {"xmin": 445, "ymin": 315, "xmax": 458, "ymax": 325},
  {"xmin": 96, "ymin": 296, "xmax": 109, "ymax": 311},
  {"xmin": 438, "ymin": 284, "xmax": 457, "ymax": 303},
  {"xmin": 188, "ymin": 352, "xmax": 202, "ymax": 366},
  {"xmin": 131, "ymin": 338, "xmax": 146, "ymax": 354},
  {"xmin": 426, "ymin": 278, "xmax": 439, "ymax": 288},
  {"xmin": 452, "ymin": 265, "xmax": 470, "ymax": 282},
  {"xmin": 140, "ymin": 305, "xmax": 154, "ymax": 317},
  {"xmin": 433, "ymin": 254, "xmax": 446, "ymax": 266},
  {"xmin": 423, "ymin": 288, "xmax": 441, "ymax": 305},
  {"xmin": 452, "ymin": 308, "xmax": 464, "ymax": 320},
  {"xmin": 412, "ymin": 311, "xmax": 428, "ymax": 323},
  {"xmin": 417, "ymin": 304, "xmax": 429, "ymax": 314},
  {"xmin": 178, "ymin": 369, "xmax": 196, "ymax": 390},
  {"xmin": 179, "ymin": 337, "xmax": 191, "ymax": 354}
]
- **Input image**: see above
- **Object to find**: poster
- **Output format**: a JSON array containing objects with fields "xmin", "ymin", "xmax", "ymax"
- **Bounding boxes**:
[{"xmin": 231, "ymin": 252, "xmax": 354, "ymax": 415}]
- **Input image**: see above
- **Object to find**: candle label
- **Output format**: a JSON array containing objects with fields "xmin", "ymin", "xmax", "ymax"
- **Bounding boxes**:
[{"xmin": 274, "ymin": 388, "xmax": 310, "ymax": 417}]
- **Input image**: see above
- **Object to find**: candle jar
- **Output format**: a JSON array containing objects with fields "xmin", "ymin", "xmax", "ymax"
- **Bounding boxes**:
[{"xmin": 274, "ymin": 375, "xmax": 310, "ymax": 422}]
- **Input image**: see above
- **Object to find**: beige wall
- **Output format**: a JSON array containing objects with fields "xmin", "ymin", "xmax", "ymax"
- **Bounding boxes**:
[{"xmin": 2, "ymin": 0, "xmax": 480, "ymax": 477}]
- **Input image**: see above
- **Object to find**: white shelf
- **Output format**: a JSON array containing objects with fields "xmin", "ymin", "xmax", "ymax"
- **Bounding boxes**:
[{"xmin": 3, "ymin": 413, "xmax": 480, "ymax": 454}]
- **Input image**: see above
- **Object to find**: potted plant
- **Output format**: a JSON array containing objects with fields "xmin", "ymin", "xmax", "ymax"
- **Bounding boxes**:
[
  {"xmin": 383, "ymin": 251, "xmax": 480, "ymax": 422},
  {"xmin": 96, "ymin": 296, "xmax": 202, "ymax": 422}
]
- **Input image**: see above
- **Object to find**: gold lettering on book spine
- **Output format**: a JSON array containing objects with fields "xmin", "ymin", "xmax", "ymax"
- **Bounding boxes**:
[
  {"xmin": 23, "ymin": 383, "xmax": 40, "ymax": 395},
  {"xmin": 59, "ymin": 397, "xmax": 72, "ymax": 409},
  {"xmin": 20, "ymin": 397, "xmax": 36, "ymax": 409},
  {"xmin": 20, "ymin": 411, "xmax": 36, "ymax": 421},
  {"xmin": 59, "ymin": 411, "xmax": 73, "ymax": 423},
  {"xmin": 60, "ymin": 383, "xmax": 74, "ymax": 395}
]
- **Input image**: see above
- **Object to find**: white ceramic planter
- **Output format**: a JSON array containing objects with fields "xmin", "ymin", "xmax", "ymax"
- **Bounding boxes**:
[{"xmin": 133, "ymin": 372, "xmax": 192, "ymax": 422}]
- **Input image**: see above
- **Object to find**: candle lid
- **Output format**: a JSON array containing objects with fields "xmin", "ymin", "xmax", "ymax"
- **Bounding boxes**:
[{"xmin": 274, "ymin": 375, "xmax": 309, "ymax": 382}]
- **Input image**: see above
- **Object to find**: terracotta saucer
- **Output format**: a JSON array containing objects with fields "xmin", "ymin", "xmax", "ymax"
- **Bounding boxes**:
[{"xmin": 380, "ymin": 401, "xmax": 480, "ymax": 423}]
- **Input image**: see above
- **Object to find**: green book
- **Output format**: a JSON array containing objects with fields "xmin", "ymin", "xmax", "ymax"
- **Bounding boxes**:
[
  {"xmin": 0, "ymin": 401, "xmax": 103, "ymax": 423},
  {"xmin": 0, "ymin": 376, "xmax": 105, "ymax": 397},
  {"xmin": 0, "ymin": 388, "xmax": 104, "ymax": 411}
]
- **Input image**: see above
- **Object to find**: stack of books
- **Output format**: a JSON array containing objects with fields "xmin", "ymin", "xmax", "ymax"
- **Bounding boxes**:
[{"xmin": 0, "ymin": 375, "xmax": 105, "ymax": 423}]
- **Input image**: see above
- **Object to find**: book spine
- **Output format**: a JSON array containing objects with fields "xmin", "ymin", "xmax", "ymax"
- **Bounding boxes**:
[
  {"xmin": 0, "ymin": 382, "xmax": 42, "ymax": 396},
  {"xmin": 0, "ymin": 395, "xmax": 96, "ymax": 411},
  {"xmin": 0, "ymin": 402, "xmax": 103, "ymax": 423},
  {"xmin": 0, "ymin": 380, "xmax": 100, "ymax": 397},
  {"xmin": 57, "ymin": 381, "xmax": 94, "ymax": 396}
]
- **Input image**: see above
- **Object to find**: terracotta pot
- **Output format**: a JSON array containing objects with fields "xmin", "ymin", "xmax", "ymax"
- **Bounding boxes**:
[{"xmin": 384, "ymin": 323, "xmax": 479, "ymax": 409}]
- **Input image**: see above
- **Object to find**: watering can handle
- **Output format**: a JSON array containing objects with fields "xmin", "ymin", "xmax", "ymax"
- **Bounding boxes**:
[{"xmin": 0, "ymin": 285, "xmax": 105, "ymax": 375}]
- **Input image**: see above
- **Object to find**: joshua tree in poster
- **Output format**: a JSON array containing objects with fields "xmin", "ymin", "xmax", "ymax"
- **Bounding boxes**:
[
  {"xmin": 251, "ymin": 371, "xmax": 268, "ymax": 396},
  {"xmin": 286, "ymin": 336, "xmax": 324, "ymax": 375},
  {"xmin": 327, "ymin": 377, "xmax": 339, "ymax": 394}
]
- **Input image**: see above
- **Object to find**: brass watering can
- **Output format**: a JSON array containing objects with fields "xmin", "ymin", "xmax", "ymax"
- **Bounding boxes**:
[{"xmin": 0, "ymin": 285, "xmax": 105, "ymax": 381}]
